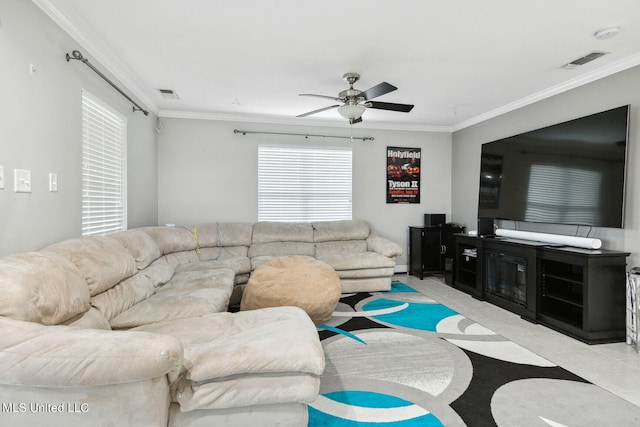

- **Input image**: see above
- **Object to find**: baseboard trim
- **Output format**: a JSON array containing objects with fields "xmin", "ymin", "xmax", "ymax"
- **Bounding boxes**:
[{"xmin": 394, "ymin": 264, "xmax": 408, "ymax": 274}]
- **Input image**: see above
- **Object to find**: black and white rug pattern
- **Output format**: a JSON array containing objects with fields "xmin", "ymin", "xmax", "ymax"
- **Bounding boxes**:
[{"xmin": 308, "ymin": 283, "xmax": 640, "ymax": 426}]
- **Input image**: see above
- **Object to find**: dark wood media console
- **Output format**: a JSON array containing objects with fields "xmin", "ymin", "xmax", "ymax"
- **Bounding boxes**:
[
  {"xmin": 408, "ymin": 225, "xmax": 464, "ymax": 279},
  {"xmin": 453, "ymin": 234, "xmax": 629, "ymax": 344}
]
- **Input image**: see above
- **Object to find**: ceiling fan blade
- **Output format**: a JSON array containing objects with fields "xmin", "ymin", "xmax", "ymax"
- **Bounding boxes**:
[
  {"xmin": 360, "ymin": 82, "xmax": 397, "ymax": 100},
  {"xmin": 299, "ymin": 93, "xmax": 342, "ymax": 102},
  {"xmin": 367, "ymin": 101, "xmax": 414, "ymax": 113},
  {"xmin": 350, "ymin": 116, "xmax": 363, "ymax": 125},
  {"xmin": 297, "ymin": 104, "xmax": 340, "ymax": 117}
]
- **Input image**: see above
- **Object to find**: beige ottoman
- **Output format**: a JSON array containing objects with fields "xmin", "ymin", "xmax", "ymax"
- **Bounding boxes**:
[{"xmin": 240, "ymin": 255, "xmax": 341, "ymax": 325}]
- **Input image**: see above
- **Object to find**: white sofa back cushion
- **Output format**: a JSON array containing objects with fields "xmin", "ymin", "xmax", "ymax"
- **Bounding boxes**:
[
  {"xmin": 91, "ymin": 260, "xmax": 175, "ymax": 321},
  {"xmin": 312, "ymin": 220, "xmax": 370, "ymax": 242},
  {"xmin": 63, "ymin": 307, "xmax": 112, "ymax": 330},
  {"xmin": 197, "ymin": 246, "xmax": 249, "ymax": 260},
  {"xmin": 252, "ymin": 222, "xmax": 314, "ymax": 243},
  {"xmin": 0, "ymin": 252, "xmax": 90, "ymax": 325},
  {"xmin": 248, "ymin": 242, "xmax": 315, "ymax": 258},
  {"xmin": 193, "ymin": 223, "xmax": 254, "ymax": 247},
  {"xmin": 163, "ymin": 250, "xmax": 201, "ymax": 268},
  {"xmin": 141, "ymin": 226, "xmax": 196, "ymax": 255},
  {"xmin": 108, "ymin": 229, "xmax": 162, "ymax": 269},
  {"xmin": 42, "ymin": 236, "xmax": 137, "ymax": 296}
]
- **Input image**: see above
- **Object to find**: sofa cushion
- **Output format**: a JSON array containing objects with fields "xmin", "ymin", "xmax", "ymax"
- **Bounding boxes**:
[
  {"xmin": 134, "ymin": 306, "xmax": 325, "ymax": 409},
  {"xmin": 167, "ymin": 402, "xmax": 308, "ymax": 426},
  {"xmin": 42, "ymin": 236, "xmax": 137, "ymax": 296},
  {"xmin": 0, "ymin": 252, "xmax": 90, "ymax": 325},
  {"xmin": 163, "ymin": 248, "xmax": 250, "ymax": 269},
  {"xmin": 335, "ymin": 266, "xmax": 396, "ymax": 279},
  {"xmin": 63, "ymin": 307, "xmax": 112, "ymax": 330},
  {"xmin": 341, "ymin": 277, "xmax": 392, "ymax": 293},
  {"xmin": 91, "ymin": 260, "xmax": 175, "ymax": 321},
  {"xmin": 156, "ymin": 269, "xmax": 234, "ymax": 296},
  {"xmin": 312, "ymin": 220, "xmax": 370, "ymax": 242},
  {"xmin": 367, "ymin": 234, "xmax": 404, "ymax": 257},
  {"xmin": 316, "ymin": 251, "xmax": 396, "ymax": 271},
  {"xmin": 234, "ymin": 273, "xmax": 250, "ymax": 285},
  {"xmin": 314, "ymin": 240, "xmax": 368, "ymax": 257},
  {"xmin": 135, "ymin": 306, "xmax": 324, "ymax": 380},
  {"xmin": 141, "ymin": 226, "xmax": 196, "ymax": 255},
  {"xmin": 193, "ymin": 223, "xmax": 253, "ymax": 247},
  {"xmin": 252, "ymin": 221, "xmax": 314, "ymax": 243},
  {"xmin": 177, "ymin": 373, "xmax": 320, "ymax": 411},
  {"xmin": 250, "ymin": 256, "xmax": 275, "ymax": 271},
  {"xmin": 248, "ymin": 241, "xmax": 315, "ymax": 259},
  {"xmin": 197, "ymin": 245, "xmax": 249, "ymax": 260},
  {"xmin": 163, "ymin": 250, "xmax": 200, "ymax": 268},
  {"xmin": 0, "ymin": 316, "xmax": 182, "ymax": 387},
  {"xmin": 0, "ymin": 378, "xmax": 171, "ymax": 427},
  {"xmin": 109, "ymin": 269, "xmax": 235, "ymax": 329},
  {"xmin": 108, "ymin": 229, "xmax": 162, "ymax": 269},
  {"xmin": 176, "ymin": 256, "xmax": 251, "ymax": 276}
]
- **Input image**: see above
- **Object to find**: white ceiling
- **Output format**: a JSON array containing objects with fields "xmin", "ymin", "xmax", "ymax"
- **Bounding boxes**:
[{"xmin": 37, "ymin": 0, "xmax": 640, "ymax": 131}]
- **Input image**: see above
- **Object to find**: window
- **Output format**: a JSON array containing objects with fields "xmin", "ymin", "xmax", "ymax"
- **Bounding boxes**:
[
  {"xmin": 525, "ymin": 164, "xmax": 601, "ymax": 225},
  {"xmin": 258, "ymin": 145, "xmax": 352, "ymax": 221},
  {"xmin": 81, "ymin": 90, "xmax": 127, "ymax": 236}
]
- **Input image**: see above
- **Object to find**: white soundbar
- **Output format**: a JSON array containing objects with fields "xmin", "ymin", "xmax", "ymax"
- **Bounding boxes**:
[{"xmin": 495, "ymin": 229, "xmax": 602, "ymax": 249}]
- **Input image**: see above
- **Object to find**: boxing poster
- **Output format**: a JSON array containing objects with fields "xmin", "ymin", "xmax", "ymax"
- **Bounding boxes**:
[{"xmin": 386, "ymin": 146, "xmax": 420, "ymax": 203}]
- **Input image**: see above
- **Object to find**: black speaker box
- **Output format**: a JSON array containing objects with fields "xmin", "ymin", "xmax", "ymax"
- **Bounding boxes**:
[
  {"xmin": 424, "ymin": 214, "xmax": 446, "ymax": 227},
  {"xmin": 478, "ymin": 217, "xmax": 494, "ymax": 236}
]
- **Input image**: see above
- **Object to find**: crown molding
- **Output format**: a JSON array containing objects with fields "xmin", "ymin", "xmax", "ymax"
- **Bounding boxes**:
[
  {"xmin": 33, "ymin": 0, "xmax": 640, "ymax": 132},
  {"xmin": 158, "ymin": 110, "xmax": 452, "ymax": 133},
  {"xmin": 33, "ymin": 0, "xmax": 159, "ymax": 116},
  {"xmin": 452, "ymin": 52, "xmax": 640, "ymax": 132}
]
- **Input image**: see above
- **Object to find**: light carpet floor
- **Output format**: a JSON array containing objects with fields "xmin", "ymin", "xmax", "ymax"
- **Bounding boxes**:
[{"xmin": 308, "ymin": 282, "xmax": 640, "ymax": 426}]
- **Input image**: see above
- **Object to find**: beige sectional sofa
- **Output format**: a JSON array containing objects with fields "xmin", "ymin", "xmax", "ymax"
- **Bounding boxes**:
[
  {"xmin": 249, "ymin": 220, "xmax": 402, "ymax": 293},
  {"xmin": 0, "ymin": 219, "xmax": 401, "ymax": 426}
]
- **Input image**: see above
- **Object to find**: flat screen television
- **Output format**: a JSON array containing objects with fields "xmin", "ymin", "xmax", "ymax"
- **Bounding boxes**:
[{"xmin": 478, "ymin": 105, "xmax": 630, "ymax": 229}]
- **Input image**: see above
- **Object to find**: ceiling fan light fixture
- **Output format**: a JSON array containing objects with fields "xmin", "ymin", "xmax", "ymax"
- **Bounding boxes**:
[{"xmin": 338, "ymin": 104, "xmax": 366, "ymax": 120}]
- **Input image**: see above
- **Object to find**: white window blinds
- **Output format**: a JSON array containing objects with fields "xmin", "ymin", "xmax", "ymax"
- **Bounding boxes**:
[
  {"xmin": 258, "ymin": 145, "xmax": 352, "ymax": 222},
  {"xmin": 81, "ymin": 90, "xmax": 127, "ymax": 236},
  {"xmin": 525, "ymin": 164, "xmax": 601, "ymax": 225}
]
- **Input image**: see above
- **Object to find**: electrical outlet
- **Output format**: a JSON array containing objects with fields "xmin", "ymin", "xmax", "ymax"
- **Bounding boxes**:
[
  {"xmin": 49, "ymin": 172, "xmax": 58, "ymax": 192},
  {"xmin": 14, "ymin": 169, "xmax": 32, "ymax": 193},
  {"xmin": 0, "ymin": 166, "xmax": 4, "ymax": 190}
]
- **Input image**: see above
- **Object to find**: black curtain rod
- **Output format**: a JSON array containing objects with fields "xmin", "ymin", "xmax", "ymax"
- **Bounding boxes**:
[
  {"xmin": 66, "ymin": 50, "xmax": 149, "ymax": 116},
  {"xmin": 234, "ymin": 129, "xmax": 374, "ymax": 142}
]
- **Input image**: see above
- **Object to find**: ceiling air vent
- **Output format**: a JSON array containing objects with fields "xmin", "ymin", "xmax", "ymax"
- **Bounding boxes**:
[
  {"xmin": 158, "ymin": 88, "xmax": 180, "ymax": 99},
  {"xmin": 560, "ymin": 51, "xmax": 608, "ymax": 69}
]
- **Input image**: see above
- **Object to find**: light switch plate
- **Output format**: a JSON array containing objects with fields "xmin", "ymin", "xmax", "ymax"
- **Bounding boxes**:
[
  {"xmin": 0, "ymin": 166, "xmax": 4, "ymax": 190},
  {"xmin": 14, "ymin": 169, "xmax": 32, "ymax": 193},
  {"xmin": 49, "ymin": 172, "xmax": 58, "ymax": 192}
]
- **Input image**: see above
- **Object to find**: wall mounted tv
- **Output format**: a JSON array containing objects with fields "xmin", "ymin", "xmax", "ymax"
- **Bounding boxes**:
[{"xmin": 478, "ymin": 105, "xmax": 630, "ymax": 229}]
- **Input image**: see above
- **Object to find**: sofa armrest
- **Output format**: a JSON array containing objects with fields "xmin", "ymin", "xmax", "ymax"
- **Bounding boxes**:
[
  {"xmin": 0, "ymin": 316, "xmax": 183, "ymax": 387},
  {"xmin": 367, "ymin": 234, "xmax": 403, "ymax": 258}
]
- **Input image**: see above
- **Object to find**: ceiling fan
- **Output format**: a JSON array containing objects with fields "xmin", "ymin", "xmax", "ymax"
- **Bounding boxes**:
[{"xmin": 297, "ymin": 73, "xmax": 414, "ymax": 124}]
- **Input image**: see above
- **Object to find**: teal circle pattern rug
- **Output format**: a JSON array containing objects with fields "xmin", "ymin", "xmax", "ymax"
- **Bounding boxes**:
[{"xmin": 310, "ymin": 282, "xmax": 640, "ymax": 426}]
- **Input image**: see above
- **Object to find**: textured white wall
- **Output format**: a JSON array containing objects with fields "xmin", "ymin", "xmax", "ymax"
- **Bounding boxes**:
[
  {"xmin": 157, "ymin": 118, "xmax": 452, "ymax": 268},
  {"xmin": 0, "ymin": 0, "xmax": 158, "ymax": 256}
]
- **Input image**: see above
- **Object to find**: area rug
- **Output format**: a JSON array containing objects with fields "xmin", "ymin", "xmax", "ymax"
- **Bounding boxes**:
[{"xmin": 308, "ymin": 282, "xmax": 640, "ymax": 426}]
